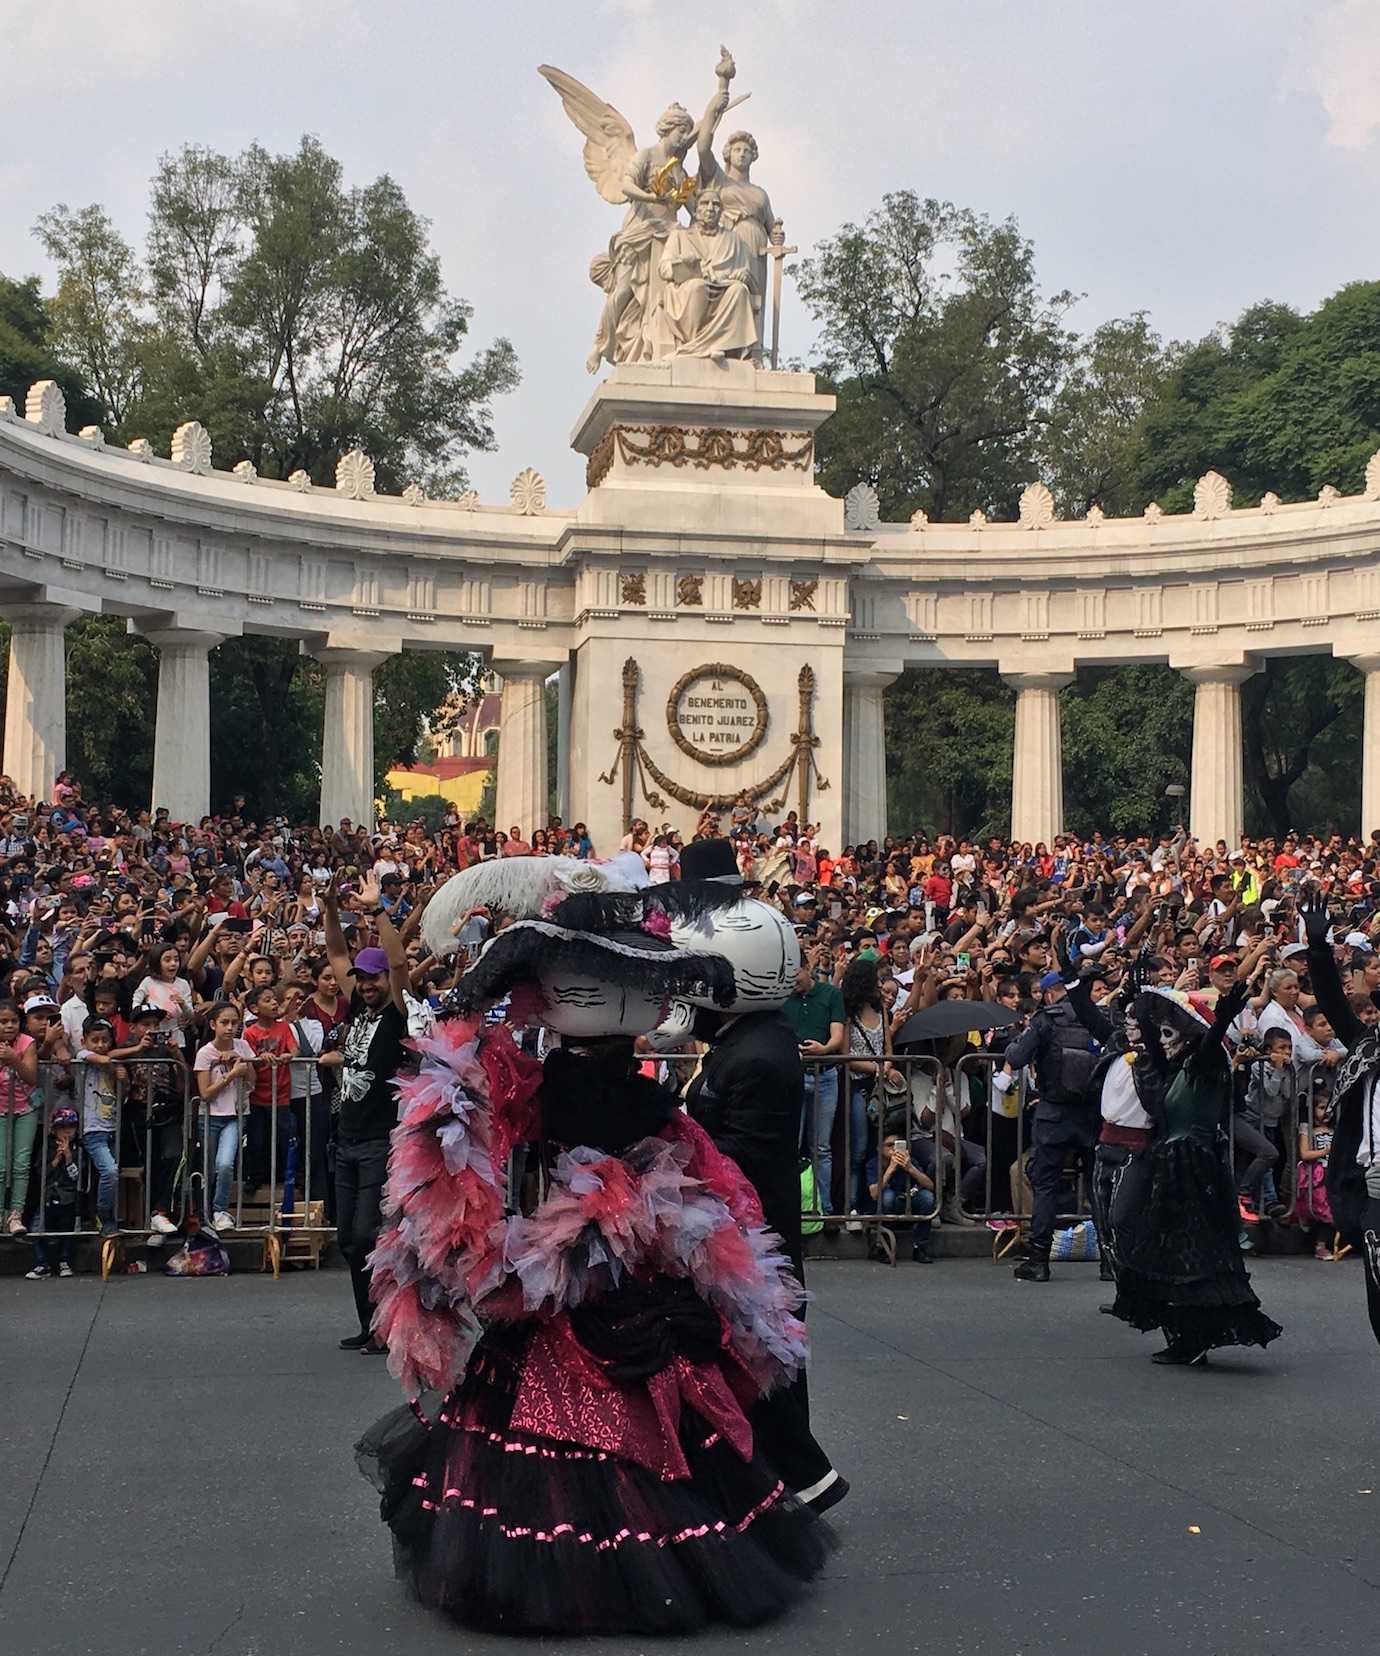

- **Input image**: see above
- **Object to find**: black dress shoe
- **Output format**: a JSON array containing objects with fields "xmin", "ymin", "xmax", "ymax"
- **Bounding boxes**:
[
  {"xmin": 1098, "ymin": 1303, "xmax": 1117, "ymax": 1315},
  {"xmin": 339, "ymin": 1330, "xmax": 372, "ymax": 1350},
  {"xmin": 359, "ymin": 1338, "xmax": 389, "ymax": 1356},
  {"xmin": 1150, "ymin": 1344, "xmax": 1209, "ymax": 1366},
  {"xmin": 1013, "ymin": 1258, "xmax": 1050, "ymax": 1282}
]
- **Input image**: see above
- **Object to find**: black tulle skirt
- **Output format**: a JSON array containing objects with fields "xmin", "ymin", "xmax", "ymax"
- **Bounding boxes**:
[
  {"xmin": 1108, "ymin": 1135, "xmax": 1282, "ymax": 1352},
  {"xmin": 355, "ymin": 1326, "xmax": 833, "ymax": 1634}
]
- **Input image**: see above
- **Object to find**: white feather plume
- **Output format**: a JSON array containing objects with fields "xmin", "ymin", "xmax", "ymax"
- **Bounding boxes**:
[{"xmin": 421, "ymin": 854, "xmax": 649, "ymax": 958}]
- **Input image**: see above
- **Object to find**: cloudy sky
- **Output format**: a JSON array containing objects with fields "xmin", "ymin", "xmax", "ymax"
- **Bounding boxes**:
[{"xmin": 6, "ymin": 0, "xmax": 1380, "ymax": 504}]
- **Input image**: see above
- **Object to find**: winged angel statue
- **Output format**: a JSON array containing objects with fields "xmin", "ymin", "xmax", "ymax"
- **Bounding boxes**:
[{"xmin": 539, "ymin": 48, "xmax": 770, "ymax": 372}]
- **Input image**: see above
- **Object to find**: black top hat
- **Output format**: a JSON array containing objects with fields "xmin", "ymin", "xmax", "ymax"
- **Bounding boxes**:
[{"xmin": 677, "ymin": 837, "xmax": 741, "ymax": 884}]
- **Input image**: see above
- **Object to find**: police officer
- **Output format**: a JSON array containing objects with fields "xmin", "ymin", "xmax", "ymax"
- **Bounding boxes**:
[{"xmin": 993, "ymin": 968, "xmax": 1101, "ymax": 1282}]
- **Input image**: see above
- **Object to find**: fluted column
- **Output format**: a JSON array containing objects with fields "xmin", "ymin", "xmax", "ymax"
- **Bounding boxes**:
[
  {"xmin": 317, "ymin": 648, "xmax": 388, "ymax": 830},
  {"xmin": 843, "ymin": 671, "xmax": 896, "ymax": 845},
  {"xmin": 555, "ymin": 660, "xmax": 573, "ymax": 822},
  {"xmin": 493, "ymin": 660, "xmax": 560, "ymax": 835},
  {"xmin": 1348, "ymin": 653, "xmax": 1380, "ymax": 839},
  {"xmin": 1003, "ymin": 672, "xmax": 1072, "ymax": 846},
  {"xmin": 2, "ymin": 602, "xmax": 80, "ymax": 800},
  {"xmin": 147, "ymin": 629, "xmax": 223, "ymax": 821},
  {"xmin": 1181, "ymin": 662, "xmax": 1256, "ymax": 848}
]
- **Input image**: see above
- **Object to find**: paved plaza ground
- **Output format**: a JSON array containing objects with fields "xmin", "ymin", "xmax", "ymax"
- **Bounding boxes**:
[{"xmin": 3, "ymin": 1254, "xmax": 1378, "ymax": 1655}]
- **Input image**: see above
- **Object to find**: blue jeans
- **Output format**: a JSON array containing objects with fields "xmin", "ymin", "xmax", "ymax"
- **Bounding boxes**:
[
  {"xmin": 83, "ymin": 1129, "xmax": 117, "ymax": 1222},
  {"xmin": 879, "ymin": 1182, "xmax": 937, "ymax": 1221},
  {"xmin": 205, "ymin": 1113, "xmax": 240, "ymax": 1214},
  {"xmin": 799, "ymin": 1067, "xmax": 840, "ymax": 1213}
]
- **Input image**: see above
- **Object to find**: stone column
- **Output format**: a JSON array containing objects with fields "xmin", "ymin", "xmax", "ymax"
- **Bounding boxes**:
[
  {"xmin": 147, "ymin": 629, "xmax": 223, "ymax": 821},
  {"xmin": 843, "ymin": 671, "xmax": 896, "ymax": 845},
  {"xmin": 1003, "ymin": 672, "xmax": 1073, "ymax": 846},
  {"xmin": 317, "ymin": 649, "xmax": 388, "ymax": 831},
  {"xmin": 1181, "ymin": 663, "xmax": 1256, "ymax": 848},
  {"xmin": 1348, "ymin": 654, "xmax": 1380, "ymax": 839},
  {"xmin": 2, "ymin": 602, "xmax": 80, "ymax": 801},
  {"xmin": 555, "ymin": 659, "xmax": 573, "ymax": 823},
  {"xmin": 492, "ymin": 661, "xmax": 558, "ymax": 835}
]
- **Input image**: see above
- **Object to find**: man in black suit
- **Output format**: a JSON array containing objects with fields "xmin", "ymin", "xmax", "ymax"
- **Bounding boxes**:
[{"xmin": 677, "ymin": 836, "xmax": 848, "ymax": 1514}]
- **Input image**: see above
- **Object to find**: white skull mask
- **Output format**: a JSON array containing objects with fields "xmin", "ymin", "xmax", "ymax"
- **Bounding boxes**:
[{"xmin": 668, "ymin": 898, "xmax": 800, "ymax": 1012}]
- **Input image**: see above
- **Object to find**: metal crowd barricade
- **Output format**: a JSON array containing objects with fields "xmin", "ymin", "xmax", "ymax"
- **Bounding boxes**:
[{"xmin": 1230, "ymin": 1052, "xmax": 1319, "ymax": 1233}]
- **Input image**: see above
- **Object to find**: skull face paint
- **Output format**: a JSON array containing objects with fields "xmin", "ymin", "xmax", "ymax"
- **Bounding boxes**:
[{"xmin": 668, "ymin": 898, "xmax": 800, "ymax": 1012}]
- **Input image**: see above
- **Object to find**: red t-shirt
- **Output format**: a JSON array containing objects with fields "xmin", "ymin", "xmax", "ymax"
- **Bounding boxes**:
[{"xmin": 243, "ymin": 1018, "xmax": 298, "ymax": 1106}]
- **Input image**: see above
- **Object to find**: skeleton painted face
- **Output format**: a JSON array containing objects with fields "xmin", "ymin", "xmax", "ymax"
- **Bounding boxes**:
[
  {"xmin": 536, "ymin": 971, "xmax": 670, "ymax": 1039},
  {"xmin": 1157, "ymin": 1019, "xmax": 1190, "ymax": 1061},
  {"xmin": 669, "ymin": 898, "xmax": 800, "ymax": 1012}
]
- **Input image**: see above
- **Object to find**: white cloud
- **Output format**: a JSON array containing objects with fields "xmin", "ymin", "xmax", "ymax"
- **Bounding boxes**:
[{"xmin": 1285, "ymin": 0, "xmax": 1380, "ymax": 148}]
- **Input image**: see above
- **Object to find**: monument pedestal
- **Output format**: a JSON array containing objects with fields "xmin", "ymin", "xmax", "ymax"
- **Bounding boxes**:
[{"xmin": 562, "ymin": 362, "xmax": 856, "ymax": 853}]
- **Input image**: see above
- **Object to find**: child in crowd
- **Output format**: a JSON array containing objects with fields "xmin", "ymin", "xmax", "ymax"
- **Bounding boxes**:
[
  {"xmin": 75, "ymin": 1016, "xmax": 127, "ymax": 1237},
  {"xmin": 0, "ymin": 998, "xmax": 39, "ymax": 1234},
  {"xmin": 116, "ymin": 1001, "xmax": 189, "ymax": 1244},
  {"xmin": 26, "ymin": 1104, "xmax": 82, "ymax": 1279},
  {"xmin": 1235, "ymin": 1028, "xmax": 1296, "ymax": 1220},
  {"xmin": 194, "ymin": 1002, "xmax": 255, "ymax": 1233},
  {"xmin": 241, "ymin": 984, "xmax": 300, "ymax": 1199},
  {"xmin": 1296, "ymin": 1081, "xmax": 1335, "ymax": 1261}
]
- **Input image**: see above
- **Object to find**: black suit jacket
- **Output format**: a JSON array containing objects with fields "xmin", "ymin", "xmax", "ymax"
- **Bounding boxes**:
[{"xmin": 687, "ymin": 1010, "xmax": 805, "ymax": 1275}]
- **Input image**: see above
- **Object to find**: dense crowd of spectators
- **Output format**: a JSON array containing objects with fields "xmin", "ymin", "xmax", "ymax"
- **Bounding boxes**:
[{"xmin": 0, "ymin": 765, "xmax": 1373, "ymax": 1280}]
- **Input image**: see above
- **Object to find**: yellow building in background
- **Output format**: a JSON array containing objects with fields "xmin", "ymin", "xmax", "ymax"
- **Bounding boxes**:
[{"xmin": 385, "ymin": 684, "xmax": 501, "ymax": 817}]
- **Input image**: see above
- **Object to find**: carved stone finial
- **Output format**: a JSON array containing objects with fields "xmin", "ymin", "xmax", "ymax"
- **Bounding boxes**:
[
  {"xmin": 127, "ymin": 438, "xmax": 153, "ymax": 461},
  {"xmin": 1085, "ymin": 503, "xmax": 1105, "ymax": 525},
  {"xmin": 511, "ymin": 467, "xmax": 546, "ymax": 514},
  {"xmin": 1018, "ymin": 480, "xmax": 1055, "ymax": 528},
  {"xmin": 402, "ymin": 482, "xmax": 426, "ymax": 506},
  {"xmin": 1318, "ymin": 483, "xmax": 1341, "ymax": 507},
  {"xmin": 336, "ymin": 449, "xmax": 376, "ymax": 500},
  {"xmin": 78, "ymin": 426, "xmax": 105, "ymax": 447},
  {"xmin": 0, "ymin": 395, "xmax": 14, "ymax": 420},
  {"xmin": 1366, "ymin": 450, "xmax": 1380, "ymax": 501},
  {"xmin": 968, "ymin": 508, "xmax": 987, "ymax": 528},
  {"xmin": 1260, "ymin": 491, "xmax": 1280, "ymax": 514},
  {"xmin": 456, "ymin": 490, "xmax": 480, "ymax": 511},
  {"xmin": 233, "ymin": 459, "xmax": 257, "ymax": 483},
  {"xmin": 288, "ymin": 469, "xmax": 311, "ymax": 492},
  {"xmin": 1193, "ymin": 469, "xmax": 1232, "ymax": 519},
  {"xmin": 909, "ymin": 507, "xmax": 929, "ymax": 528},
  {"xmin": 25, "ymin": 379, "xmax": 67, "ymax": 437},
  {"xmin": 170, "ymin": 420, "xmax": 213, "ymax": 474},
  {"xmin": 1144, "ymin": 502, "xmax": 1163, "ymax": 524},
  {"xmin": 844, "ymin": 482, "xmax": 880, "ymax": 531}
]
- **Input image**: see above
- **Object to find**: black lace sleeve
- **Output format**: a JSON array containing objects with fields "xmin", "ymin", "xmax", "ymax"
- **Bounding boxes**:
[
  {"xmin": 1308, "ymin": 940, "xmax": 1364, "ymax": 1048},
  {"xmin": 1186, "ymin": 981, "xmax": 1247, "ymax": 1078}
]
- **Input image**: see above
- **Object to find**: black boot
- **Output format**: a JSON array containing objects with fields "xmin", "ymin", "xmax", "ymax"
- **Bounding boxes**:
[{"xmin": 1013, "ymin": 1253, "xmax": 1050, "ymax": 1282}]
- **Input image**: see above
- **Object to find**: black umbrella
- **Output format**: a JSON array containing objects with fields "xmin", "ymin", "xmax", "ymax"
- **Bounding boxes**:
[{"xmin": 894, "ymin": 1000, "xmax": 1019, "ymax": 1045}]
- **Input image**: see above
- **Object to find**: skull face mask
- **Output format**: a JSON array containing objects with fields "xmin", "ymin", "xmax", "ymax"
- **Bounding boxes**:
[{"xmin": 668, "ymin": 898, "xmax": 801, "ymax": 1013}]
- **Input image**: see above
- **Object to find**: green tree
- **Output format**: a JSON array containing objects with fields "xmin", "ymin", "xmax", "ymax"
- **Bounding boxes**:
[
  {"xmin": 1062, "ymin": 667, "xmax": 1193, "ymax": 836},
  {"xmin": 884, "ymin": 670, "xmax": 1015, "ymax": 840},
  {"xmin": 0, "ymin": 273, "xmax": 105, "ymax": 426},
  {"xmin": 797, "ymin": 192, "xmax": 1077, "ymax": 521}
]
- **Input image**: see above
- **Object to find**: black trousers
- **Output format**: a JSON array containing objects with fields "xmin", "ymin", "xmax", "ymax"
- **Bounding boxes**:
[
  {"xmin": 336, "ymin": 1138, "xmax": 390, "ymax": 1335},
  {"xmin": 1363, "ymin": 1196, "xmax": 1380, "ymax": 1351},
  {"xmin": 1091, "ymin": 1142, "xmax": 1137, "ymax": 1279},
  {"xmin": 1027, "ymin": 1122, "xmax": 1096, "ymax": 1258},
  {"xmin": 1232, "ymin": 1118, "xmax": 1281, "ymax": 1201}
]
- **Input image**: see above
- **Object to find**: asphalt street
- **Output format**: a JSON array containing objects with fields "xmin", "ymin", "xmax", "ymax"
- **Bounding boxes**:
[{"xmin": 2, "ymin": 1254, "xmax": 1377, "ymax": 1656}]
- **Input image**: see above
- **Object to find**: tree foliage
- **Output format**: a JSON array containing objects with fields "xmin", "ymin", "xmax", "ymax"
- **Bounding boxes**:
[{"xmin": 798, "ymin": 193, "xmax": 1077, "ymax": 521}]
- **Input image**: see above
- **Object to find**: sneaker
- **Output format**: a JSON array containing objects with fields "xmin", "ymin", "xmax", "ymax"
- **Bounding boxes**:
[
  {"xmin": 844, "ymin": 1210, "xmax": 863, "ymax": 1234},
  {"xmin": 24, "ymin": 1265, "xmax": 51, "ymax": 1280},
  {"xmin": 7, "ymin": 1209, "xmax": 26, "ymax": 1236},
  {"xmin": 212, "ymin": 1211, "xmax": 234, "ymax": 1234},
  {"xmin": 57, "ymin": 1261, "xmax": 74, "ymax": 1278},
  {"xmin": 149, "ymin": 1212, "xmax": 178, "ymax": 1236},
  {"xmin": 145, "ymin": 1231, "xmax": 165, "ymax": 1248},
  {"xmin": 99, "ymin": 1220, "xmax": 119, "ymax": 1238},
  {"xmin": 1314, "ymin": 1242, "xmax": 1333, "ymax": 1261},
  {"xmin": 1238, "ymin": 1198, "xmax": 1259, "ymax": 1224}
]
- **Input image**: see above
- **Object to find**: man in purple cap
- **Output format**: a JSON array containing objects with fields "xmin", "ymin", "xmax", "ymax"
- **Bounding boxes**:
[{"xmin": 322, "ymin": 879, "xmax": 414, "ymax": 1353}]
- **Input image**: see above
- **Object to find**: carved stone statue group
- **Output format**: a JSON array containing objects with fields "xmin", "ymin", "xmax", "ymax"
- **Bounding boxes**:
[{"xmin": 539, "ymin": 48, "xmax": 781, "ymax": 372}]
